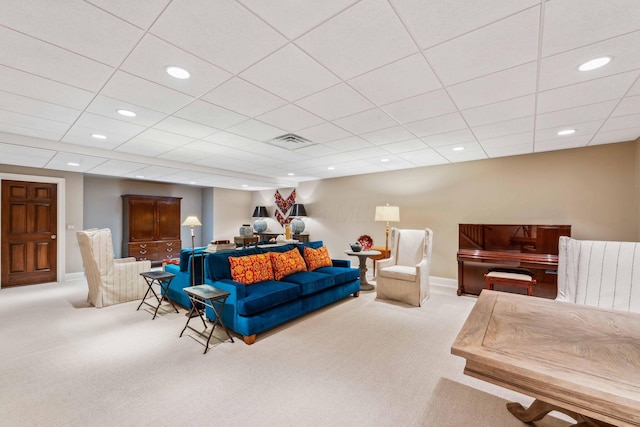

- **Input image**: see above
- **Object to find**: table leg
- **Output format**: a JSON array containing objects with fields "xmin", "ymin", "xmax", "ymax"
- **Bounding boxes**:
[
  {"xmin": 357, "ymin": 256, "xmax": 374, "ymax": 291},
  {"xmin": 507, "ymin": 399, "xmax": 617, "ymax": 427},
  {"xmin": 158, "ymin": 278, "xmax": 179, "ymax": 314}
]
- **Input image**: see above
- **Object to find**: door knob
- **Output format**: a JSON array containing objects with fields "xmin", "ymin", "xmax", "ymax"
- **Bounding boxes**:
[{"xmin": 51, "ymin": 235, "xmax": 57, "ymax": 240}]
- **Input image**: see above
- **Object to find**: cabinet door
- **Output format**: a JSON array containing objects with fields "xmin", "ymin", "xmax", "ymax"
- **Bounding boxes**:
[
  {"xmin": 157, "ymin": 199, "xmax": 181, "ymax": 240},
  {"xmin": 128, "ymin": 198, "xmax": 156, "ymax": 242}
]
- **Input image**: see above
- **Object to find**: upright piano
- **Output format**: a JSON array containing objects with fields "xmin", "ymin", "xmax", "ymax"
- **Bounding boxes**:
[{"xmin": 456, "ymin": 224, "xmax": 571, "ymax": 299}]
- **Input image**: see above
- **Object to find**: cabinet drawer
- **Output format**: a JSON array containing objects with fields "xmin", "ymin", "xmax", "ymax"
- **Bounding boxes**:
[{"xmin": 128, "ymin": 242, "xmax": 157, "ymax": 251}]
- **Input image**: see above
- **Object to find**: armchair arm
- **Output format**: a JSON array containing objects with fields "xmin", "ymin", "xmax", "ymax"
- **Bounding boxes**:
[
  {"xmin": 376, "ymin": 256, "xmax": 396, "ymax": 272},
  {"xmin": 115, "ymin": 257, "xmax": 137, "ymax": 263},
  {"xmin": 332, "ymin": 259, "xmax": 351, "ymax": 268},
  {"xmin": 416, "ymin": 259, "xmax": 429, "ymax": 286}
]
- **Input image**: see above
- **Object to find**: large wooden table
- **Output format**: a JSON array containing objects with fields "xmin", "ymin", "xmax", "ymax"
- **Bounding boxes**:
[{"xmin": 451, "ymin": 290, "xmax": 640, "ymax": 427}]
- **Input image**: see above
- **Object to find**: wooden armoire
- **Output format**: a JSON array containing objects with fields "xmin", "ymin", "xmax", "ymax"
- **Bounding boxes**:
[{"xmin": 122, "ymin": 195, "xmax": 182, "ymax": 263}]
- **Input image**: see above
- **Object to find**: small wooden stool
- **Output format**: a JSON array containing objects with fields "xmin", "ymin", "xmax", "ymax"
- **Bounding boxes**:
[{"xmin": 485, "ymin": 271, "xmax": 536, "ymax": 296}]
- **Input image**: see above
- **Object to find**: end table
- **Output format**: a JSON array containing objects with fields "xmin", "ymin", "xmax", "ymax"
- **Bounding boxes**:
[
  {"xmin": 180, "ymin": 284, "xmax": 234, "ymax": 354},
  {"xmin": 138, "ymin": 271, "xmax": 179, "ymax": 319}
]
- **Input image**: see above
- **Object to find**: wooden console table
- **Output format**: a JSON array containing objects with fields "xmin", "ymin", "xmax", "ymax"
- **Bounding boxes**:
[{"xmin": 451, "ymin": 290, "xmax": 640, "ymax": 426}]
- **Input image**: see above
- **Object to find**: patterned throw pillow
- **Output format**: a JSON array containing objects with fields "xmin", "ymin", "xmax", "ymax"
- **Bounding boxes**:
[
  {"xmin": 303, "ymin": 245, "xmax": 333, "ymax": 271},
  {"xmin": 270, "ymin": 248, "xmax": 308, "ymax": 280},
  {"xmin": 229, "ymin": 254, "xmax": 274, "ymax": 285}
]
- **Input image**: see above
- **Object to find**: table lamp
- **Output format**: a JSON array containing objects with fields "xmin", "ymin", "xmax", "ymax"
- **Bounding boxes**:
[
  {"xmin": 374, "ymin": 204, "xmax": 400, "ymax": 252},
  {"xmin": 252, "ymin": 206, "xmax": 269, "ymax": 233},
  {"xmin": 182, "ymin": 215, "xmax": 202, "ymax": 286},
  {"xmin": 290, "ymin": 204, "xmax": 307, "ymax": 234}
]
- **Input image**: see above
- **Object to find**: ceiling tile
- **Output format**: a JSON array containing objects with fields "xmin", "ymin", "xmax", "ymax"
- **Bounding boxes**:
[
  {"xmin": 115, "ymin": 139, "xmax": 179, "ymax": 157},
  {"xmin": 85, "ymin": 95, "xmax": 168, "ymax": 127},
  {"xmin": 296, "ymin": 0, "xmax": 418, "ymax": 79},
  {"xmin": 224, "ymin": 119, "xmax": 285, "ymax": 141},
  {"xmin": 0, "ymin": 142, "xmax": 56, "ymax": 168},
  {"xmin": 71, "ymin": 112, "xmax": 147, "ymax": 138},
  {"xmin": 535, "ymin": 135, "xmax": 592, "ymax": 152},
  {"xmin": 461, "ymin": 95, "xmax": 535, "ymax": 127},
  {"xmin": 101, "ymin": 71, "xmax": 194, "ymax": 114},
  {"xmin": 201, "ymin": 131, "xmax": 259, "ymax": 149},
  {"xmin": 0, "ymin": 92, "xmax": 81, "ymax": 124},
  {"xmin": 479, "ymin": 131, "xmax": 533, "ymax": 150},
  {"xmin": 120, "ymin": 34, "xmax": 232, "ymax": 98},
  {"xmin": 62, "ymin": 125, "xmax": 134, "ymax": 149},
  {"xmin": 0, "ymin": 0, "xmax": 143, "ymax": 65},
  {"xmin": 404, "ymin": 112, "xmax": 468, "ymax": 138},
  {"xmin": 0, "ymin": 26, "xmax": 114, "ymax": 92},
  {"xmin": 537, "ymin": 71, "xmax": 639, "ymax": 114},
  {"xmin": 396, "ymin": 148, "xmax": 448, "ymax": 167},
  {"xmin": 473, "ymin": 116, "xmax": 534, "ymax": 140},
  {"xmin": 153, "ymin": 116, "xmax": 218, "ymax": 139},
  {"xmin": 85, "ymin": 0, "xmax": 171, "ymax": 29},
  {"xmin": 382, "ymin": 90, "xmax": 457, "ymax": 123},
  {"xmin": 45, "ymin": 152, "xmax": 108, "ymax": 172},
  {"xmin": 296, "ymin": 122, "xmax": 352, "ymax": 143},
  {"xmin": 612, "ymin": 95, "xmax": 640, "ymax": 117},
  {"xmin": 420, "ymin": 128, "xmax": 477, "ymax": 148},
  {"xmin": 202, "ymin": 78, "xmax": 288, "ymax": 117},
  {"xmin": 240, "ymin": 44, "xmax": 340, "ymax": 102},
  {"xmin": 0, "ymin": 110, "xmax": 69, "ymax": 136},
  {"xmin": 182, "ymin": 140, "xmax": 232, "ymax": 155},
  {"xmin": 447, "ymin": 62, "xmax": 537, "ymax": 110},
  {"xmin": 157, "ymin": 147, "xmax": 212, "ymax": 163},
  {"xmin": 256, "ymin": 104, "xmax": 324, "ymax": 132},
  {"xmin": 379, "ymin": 139, "xmax": 428, "ymax": 154},
  {"xmin": 122, "ymin": 165, "xmax": 185, "ymax": 180},
  {"xmin": 150, "ymin": 0, "xmax": 287, "ymax": 73},
  {"xmin": 484, "ymin": 142, "xmax": 533, "ymax": 158},
  {"xmin": 87, "ymin": 159, "xmax": 147, "ymax": 176},
  {"xmin": 174, "ymin": 100, "xmax": 247, "ymax": 130},
  {"xmin": 434, "ymin": 141, "xmax": 487, "ymax": 162},
  {"xmin": 598, "ymin": 113, "xmax": 640, "ymax": 133},
  {"xmin": 591, "ymin": 127, "xmax": 640, "ymax": 145},
  {"xmin": 539, "ymin": 31, "xmax": 640, "ymax": 92},
  {"xmin": 542, "ymin": 0, "xmax": 640, "ymax": 56},
  {"xmin": 333, "ymin": 108, "xmax": 398, "ymax": 134},
  {"xmin": 360, "ymin": 126, "xmax": 416, "ymax": 145},
  {"xmin": 324, "ymin": 136, "xmax": 374, "ymax": 152},
  {"xmin": 535, "ymin": 101, "xmax": 617, "ymax": 130},
  {"xmin": 347, "ymin": 53, "xmax": 441, "ymax": 106},
  {"xmin": 535, "ymin": 120, "xmax": 603, "ymax": 142},
  {"xmin": 390, "ymin": 0, "xmax": 539, "ymax": 49},
  {"xmin": 239, "ymin": 0, "xmax": 359, "ymax": 40},
  {"xmin": 0, "ymin": 66, "xmax": 94, "ymax": 110},
  {"xmin": 424, "ymin": 7, "xmax": 539, "ymax": 85},
  {"xmin": 295, "ymin": 84, "xmax": 373, "ymax": 120}
]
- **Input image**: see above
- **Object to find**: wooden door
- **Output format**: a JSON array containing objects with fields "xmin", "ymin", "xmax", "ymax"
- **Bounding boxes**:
[
  {"xmin": 128, "ymin": 197, "xmax": 156, "ymax": 242},
  {"xmin": 1, "ymin": 180, "xmax": 57, "ymax": 286},
  {"xmin": 156, "ymin": 198, "xmax": 181, "ymax": 240}
]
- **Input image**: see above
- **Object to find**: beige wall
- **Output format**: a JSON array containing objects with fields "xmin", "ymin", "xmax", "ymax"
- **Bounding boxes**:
[{"xmin": 253, "ymin": 142, "xmax": 639, "ymax": 280}]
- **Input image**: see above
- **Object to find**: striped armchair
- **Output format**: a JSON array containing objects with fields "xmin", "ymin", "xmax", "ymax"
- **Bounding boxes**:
[
  {"xmin": 556, "ymin": 236, "xmax": 640, "ymax": 313},
  {"xmin": 76, "ymin": 228, "xmax": 151, "ymax": 307}
]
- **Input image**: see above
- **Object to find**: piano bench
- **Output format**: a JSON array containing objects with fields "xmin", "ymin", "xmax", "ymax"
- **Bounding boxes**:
[{"xmin": 485, "ymin": 271, "xmax": 536, "ymax": 296}]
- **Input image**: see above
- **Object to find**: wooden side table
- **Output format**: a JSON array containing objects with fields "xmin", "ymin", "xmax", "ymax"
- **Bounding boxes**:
[
  {"xmin": 345, "ymin": 249, "xmax": 381, "ymax": 291},
  {"xmin": 370, "ymin": 245, "xmax": 391, "ymax": 276}
]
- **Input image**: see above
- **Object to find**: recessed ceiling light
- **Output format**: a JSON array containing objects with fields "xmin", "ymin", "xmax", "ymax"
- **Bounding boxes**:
[
  {"xmin": 165, "ymin": 66, "xmax": 190, "ymax": 79},
  {"xmin": 67, "ymin": 162, "xmax": 80, "ymax": 167},
  {"xmin": 242, "ymin": 184, "xmax": 249, "ymax": 188},
  {"xmin": 287, "ymin": 172, "xmax": 294, "ymax": 176},
  {"xmin": 452, "ymin": 146, "xmax": 465, "ymax": 151},
  {"xmin": 380, "ymin": 158, "xmax": 389, "ymax": 162},
  {"xmin": 189, "ymin": 181, "xmax": 197, "ymax": 184},
  {"xmin": 91, "ymin": 133, "xmax": 107, "ymax": 140},
  {"xmin": 578, "ymin": 56, "xmax": 612, "ymax": 71},
  {"xmin": 327, "ymin": 166, "xmax": 335, "ymax": 170},
  {"xmin": 117, "ymin": 109, "xmax": 136, "ymax": 117},
  {"xmin": 557, "ymin": 129, "xmax": 576, "ymax": 136}
]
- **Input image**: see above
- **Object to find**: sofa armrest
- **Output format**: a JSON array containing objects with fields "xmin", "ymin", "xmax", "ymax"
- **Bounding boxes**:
[
  {"xmin": 332, "ymin": 259, "xmax": 351, "ymax": 268},
  {"xmin": 205, "ymin": 278, "xmax": 247, "ymax": 301}
]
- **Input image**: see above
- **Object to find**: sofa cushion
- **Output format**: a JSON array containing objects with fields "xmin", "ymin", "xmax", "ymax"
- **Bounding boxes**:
[
  {"xmin": 229, "ymin": 253, "xmax": 274, "ymax": 285},
  {"xmin": 270, "ymin": 248, "xmax": 307, "ymax": 280},
  {"xmin": 261, "ymin": 244, "xmax": 296, "ymax": 254},
  {"xmin": 237, "ymin": 280, "xmax": 301, "ymax": 316},
  {"xmin": 179, "ymin": 247, "xmax": 206, "ymax": 272},
  {"xmin": 314, "ymin": 266, "xmax": 359, "ymax": 285},
  {"xmin": 207, "ymin": 247, "xmax": 262, "ymax": 280},
  {"xmin": 303, "ymin": 245, "xmax": 333, "ymax": 271},
  {"xmin": 280, "ymin": 271, "xmax": 335, "ymax": 296}
]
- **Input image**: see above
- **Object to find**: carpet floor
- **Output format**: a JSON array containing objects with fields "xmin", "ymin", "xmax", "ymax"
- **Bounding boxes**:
[{"xmin": 0, "ymin": 278, "xmax": 570, "ymax": 426}]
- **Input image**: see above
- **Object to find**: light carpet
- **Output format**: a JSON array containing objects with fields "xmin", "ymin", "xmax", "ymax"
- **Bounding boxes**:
[{"xmin": 0, "ymin": 278, "xmax": 570, "ymax": 426}]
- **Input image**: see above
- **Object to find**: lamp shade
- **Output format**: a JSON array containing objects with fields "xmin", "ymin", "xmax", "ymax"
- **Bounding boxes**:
[
  {"xmin": 375, "ymin": 205, "xmax": 400, "ymax": 222},
  {"xmin": 252, "ymin": 206, "xmax": 268, "ymax": 218},
  {"xmin": 290, "ymin": 204, "xmax": 307, "ymax": 217},
  {"xmin": 182, "ymin": 215, "xmax": 202, "ymax": 227}
]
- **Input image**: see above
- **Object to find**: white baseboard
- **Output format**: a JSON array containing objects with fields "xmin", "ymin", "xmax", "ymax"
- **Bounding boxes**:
[{"xmin": 65, "ymin": 272, "xmax": 85, "ymax": 282}]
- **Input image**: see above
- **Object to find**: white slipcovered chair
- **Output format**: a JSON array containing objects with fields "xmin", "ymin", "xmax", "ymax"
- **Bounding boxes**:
[
  {"xmin": 375, "ymin": 228, "xmax": 433, "ymax": 307},
  {"xmin": 556, "ymin": 236, "xmax": 640, "ymax": 313},
  {"xmin": 76, "ymin": 228, "xmax": 151, "ymax": 308}
]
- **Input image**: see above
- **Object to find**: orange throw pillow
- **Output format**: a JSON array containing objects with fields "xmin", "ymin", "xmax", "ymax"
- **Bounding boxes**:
[
  {"xmin": 270, "ymin": 248, "xmax": 308, "ymax": 280},
  {"xmin": 303, "ymin": 246, "xmax": 333, "ymax": 271},
  {"xmin": 229, "ymin": 254, "xmax": 274, "ymax": 285}
]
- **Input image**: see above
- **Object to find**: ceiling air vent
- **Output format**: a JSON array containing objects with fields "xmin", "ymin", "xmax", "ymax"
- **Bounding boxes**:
[{"xmin": 267, "ymin": 133, "xmax": 315, "ymax": 150}]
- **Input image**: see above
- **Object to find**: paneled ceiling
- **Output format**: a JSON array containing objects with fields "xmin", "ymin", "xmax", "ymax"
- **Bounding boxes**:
[{"xmin": 1, "ymin": 0, "xmax": 639, "ymax": 190}]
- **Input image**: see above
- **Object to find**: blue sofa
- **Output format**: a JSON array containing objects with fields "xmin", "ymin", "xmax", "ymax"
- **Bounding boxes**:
[
  {"xmin": 203, "ymin": 241, "xmax": 360, "ymax": 344},
  {"xmin": 163, "ymin": 247, "xmax": 207, "ymax": 309}
]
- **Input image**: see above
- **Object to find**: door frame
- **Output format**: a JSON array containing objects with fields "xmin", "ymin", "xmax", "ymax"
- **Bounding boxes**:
[{"xmin": 0, "ymin": 173, "xmax": 66, "ymax": 289}]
